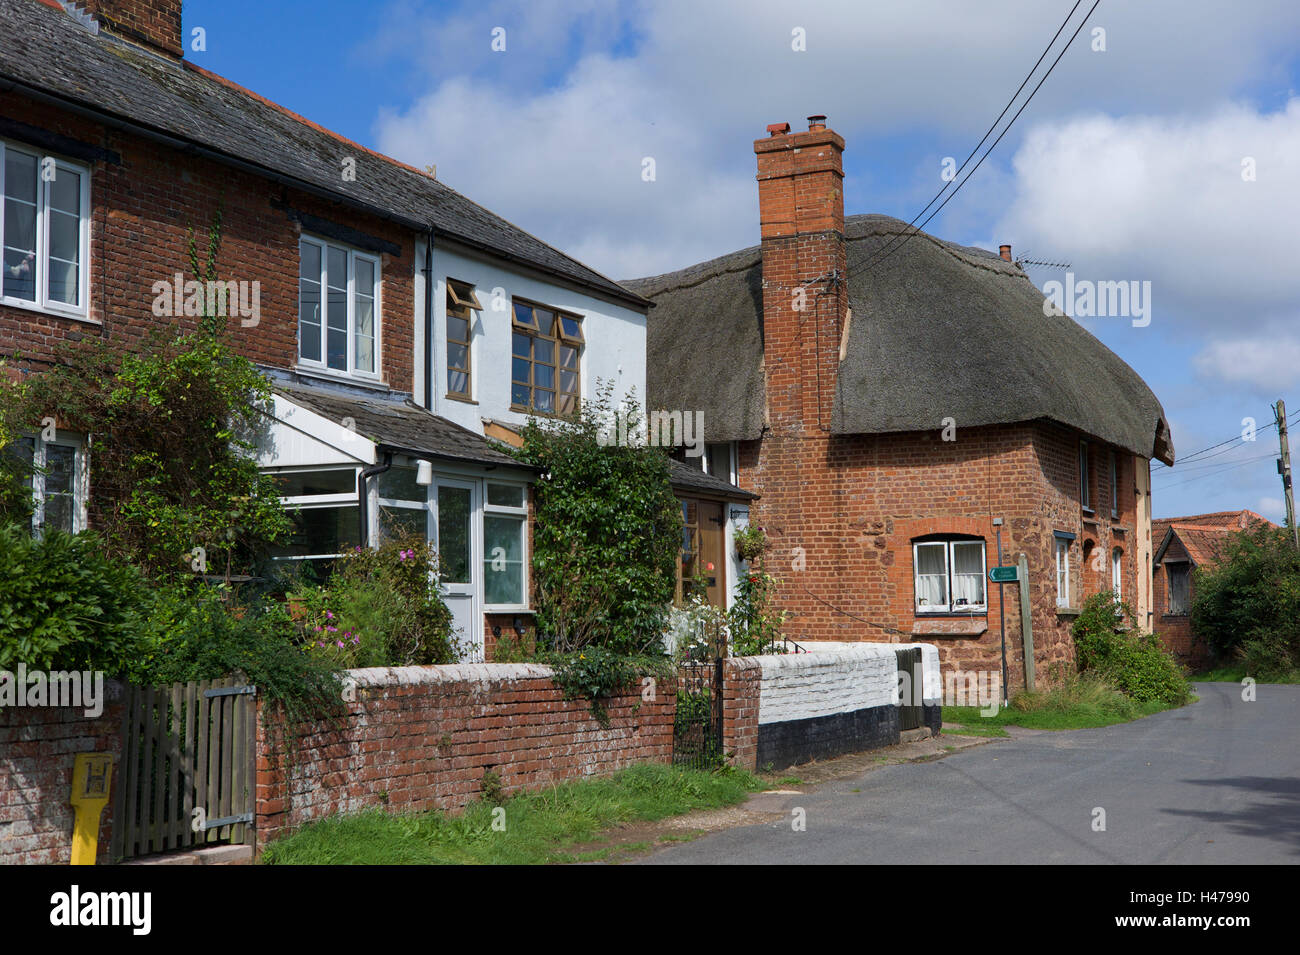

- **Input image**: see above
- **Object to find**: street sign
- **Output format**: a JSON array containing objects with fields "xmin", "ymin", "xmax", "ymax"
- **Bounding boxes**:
[{"xmin": 989, "ymin": 565, "xmax": 1019, "ymax": 583}]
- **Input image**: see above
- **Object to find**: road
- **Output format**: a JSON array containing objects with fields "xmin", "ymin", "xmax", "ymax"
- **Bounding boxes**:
[{"xmin": 639, "ymin": 682, "xmax": 1300, "ymax": 864}]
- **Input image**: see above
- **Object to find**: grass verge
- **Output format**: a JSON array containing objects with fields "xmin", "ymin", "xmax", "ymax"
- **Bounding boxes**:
[
  {"xmin": 943, "ymin": 673, "xmax": 1181, "ymax": 732},
  {"xmin": 1190, "ymin": 666, "xmax": 1300, "ymax": 684},
  {"xmin": 261, "ymin": 762, "xmax": 763, "ymax": 865}
]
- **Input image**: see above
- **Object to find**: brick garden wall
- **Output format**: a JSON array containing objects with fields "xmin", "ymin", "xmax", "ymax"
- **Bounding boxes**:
[
  {"xmin": 255, "ymin": 663, "xmax": 676, "ymax": 845},
  {"xmin": 0, "ymin": 680, "xmax": 125, "ymax": 865}
]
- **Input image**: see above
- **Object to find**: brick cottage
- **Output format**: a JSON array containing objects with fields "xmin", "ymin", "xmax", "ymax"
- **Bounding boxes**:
[
  {"xmin": 627, "ymin": 116, "xmax": 1176, "ymax": 691},
  {"xmin": 1151, "ymin": 509, "xmax": 1274, "ymax": 668}
]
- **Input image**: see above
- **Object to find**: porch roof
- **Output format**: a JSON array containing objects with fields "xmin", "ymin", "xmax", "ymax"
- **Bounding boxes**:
[
  {"xmin": 272, "ymin": 381, "xmax": 534, "ymax": 473},
  {"xmin": 668, "ymin": 459, "xmax": 757, "ymax": 501}
]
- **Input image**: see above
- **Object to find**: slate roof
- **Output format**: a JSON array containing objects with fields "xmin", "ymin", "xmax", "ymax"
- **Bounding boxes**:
[
  {"xmin": 1152, "ymin": 510, "xmax": 1276, "ymax": 567},
  {"xmin": 273, "ymin": 380, "xmax": 532, "ymax": 472},
  {"xmin": 0, "ymin": 0, "xmax": 649, "ymax": 310},
  {"xmin": 624, "ymin": 214, "xmax": 1175, "ymax": 464},
  {"xmin": 668, "ymin": 459, "xmax": 757, "ymax": 500}
]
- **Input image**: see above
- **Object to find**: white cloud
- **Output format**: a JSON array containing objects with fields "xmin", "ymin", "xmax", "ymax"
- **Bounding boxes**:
[
  {"xmin": 1193, "ymin": 336, "xmax": 1300, "ymax": 393},
  {"xmin": 368, "ymin": 0, "xmax": 1300, "ymax": 278},
  {"xmin": 997, "ymin": 99, "xmax": 1300, "ymax": 331}
]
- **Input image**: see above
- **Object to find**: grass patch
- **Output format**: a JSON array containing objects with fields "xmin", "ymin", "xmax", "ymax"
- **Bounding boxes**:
[
  {"xmin": 942, "ymin": 723, "xmax": 1011, "ymax": 738},
  {"xmin": 261, "ymin": 762, "xmax": 763, "ymax": 865},
  {"xmin": 943, "ymin": 673, "xmax": 1179, "ymax": 732},
  {"xmin": 776, "ymin": 776, "xmax": 803, "ymax": 787},
  {"xmin": 1190, "ymin": 665, "xmax": 1300, "ymax": 684}
]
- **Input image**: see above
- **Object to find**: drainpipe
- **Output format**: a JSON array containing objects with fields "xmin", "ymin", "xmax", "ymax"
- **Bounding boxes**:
[
  {"xmin": 424, "ymin": 227, "xmax": 436, "ymax": 410},
  {"xmin": 357, "ymin": 451, "xmax": 393, "ymax": 548}
]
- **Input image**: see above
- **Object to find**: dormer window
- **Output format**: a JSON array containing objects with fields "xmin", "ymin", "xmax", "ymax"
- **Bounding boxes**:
[{"xmin": 298, "ymin": 237, "xmax": 380, "ymax": 378}]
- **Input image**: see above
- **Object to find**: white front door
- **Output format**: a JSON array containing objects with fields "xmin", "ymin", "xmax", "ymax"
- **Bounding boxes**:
[{"xmin": 434, "ymin": 479, "xmax": 481, "ymax": 661}]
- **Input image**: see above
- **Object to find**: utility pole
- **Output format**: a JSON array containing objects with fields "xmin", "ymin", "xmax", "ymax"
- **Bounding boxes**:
[{"xmin": 1276, "ymin": 399, "xmax": 1299, "ymax": 549}]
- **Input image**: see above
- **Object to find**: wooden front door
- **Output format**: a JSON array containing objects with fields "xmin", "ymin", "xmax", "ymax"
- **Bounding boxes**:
[{"xmin": 697, "ymin": 501, "xmax": 725, "ymax": 608}]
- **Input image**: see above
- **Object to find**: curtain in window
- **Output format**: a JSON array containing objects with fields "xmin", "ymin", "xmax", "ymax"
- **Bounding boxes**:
[
  {"xmin": 915, "ymin": 544, "xmax": 947, "ymax": 608},
  {"xmin": 951, "ymin": 542, "xmax": 985, "ymax": 607}
]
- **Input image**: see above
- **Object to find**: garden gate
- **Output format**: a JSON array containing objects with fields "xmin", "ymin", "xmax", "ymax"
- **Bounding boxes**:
[
  {"xmin": 673, "ymin": 621, "xmax": 725, "ymax": 770},
  {"xmin": 111, "ymin": 677, "xmax": 257, "ymax": 860}
]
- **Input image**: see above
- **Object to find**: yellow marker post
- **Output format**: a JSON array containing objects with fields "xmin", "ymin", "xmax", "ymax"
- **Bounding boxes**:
[{"xmin": 69, "ymin": 753, "xmax": 113, "ymax": 866}]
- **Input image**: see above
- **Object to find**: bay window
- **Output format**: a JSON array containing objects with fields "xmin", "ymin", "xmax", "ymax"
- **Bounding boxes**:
[
  {"xmin": 913, "ymin": 537, "xmax": 986, "ymax": 613},
  {"xmin": 1, "ymin": 141, "xmax": 90, "ymax": 317},
  {"xmin": 298, "ymin": 237, "xmax": 380, "ymax": 378},
  {"xmin": 268, "ymin": 467, "xmax": 362, "ymax": 573}
]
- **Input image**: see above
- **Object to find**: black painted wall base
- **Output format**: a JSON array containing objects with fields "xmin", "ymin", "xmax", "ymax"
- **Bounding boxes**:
[
  {"xmin": 756, "ymin": 704, "xmax": 900, "ymax": 771},
  {"xmin": 923, "ymin": 703, "xmax": 942, "ymax": 737}
]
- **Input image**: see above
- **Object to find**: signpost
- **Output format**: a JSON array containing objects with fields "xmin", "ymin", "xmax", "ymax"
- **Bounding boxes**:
[
  {"xmin": 992, "ymin": 520, "xmax": 1009, "ymax": 707},
  {"xmin": 988, "ymin": 565, "xmax": 1019, "ymax": 583}
]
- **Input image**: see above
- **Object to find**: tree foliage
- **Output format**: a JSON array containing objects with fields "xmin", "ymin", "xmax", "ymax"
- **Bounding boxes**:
[
  {"xmin": 1191, "ymin": 523, "xmax": 1300, "ymax": 677},
  {"xmin": 514, "ymin": 384, "xmax": 680, "ymax": 655}
]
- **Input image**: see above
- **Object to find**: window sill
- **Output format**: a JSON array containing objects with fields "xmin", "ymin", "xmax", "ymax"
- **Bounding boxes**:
[
  {"xmin": 295, "ymin": 365, "xmax": 389, "ymax": 391},
  {"xmin": 1056, "ymin": 606, "xmax": 1082, "ymax": 617},
  {"xmin": 445, "ymin": 394, "xmax": 478, "ymax": 405},
  {"xmin": 911, "ymin": 618, "xmax": 988, "ymax": 638},
  {"xmin": 1, "ymin": 297, "xmax": 98, "ymax": 325},
  {"xmin": 485, "ymin": 606, "xmax": 533, "ymax": 615}
]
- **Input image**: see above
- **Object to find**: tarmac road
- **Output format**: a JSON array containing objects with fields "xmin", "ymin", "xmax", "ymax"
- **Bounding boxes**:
[{"xmin": 638, "ymin": 682, "xmax": 1299, "ymax": 864}]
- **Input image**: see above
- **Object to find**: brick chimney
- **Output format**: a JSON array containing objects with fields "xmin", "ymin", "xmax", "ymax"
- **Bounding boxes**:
[
  {"xmin": 79, "ymin": 0, "xmax": 184, "ymax": 59},
  {"xmin": 754, "ymin": 115, "xmax": 847, "ymax": 432}
]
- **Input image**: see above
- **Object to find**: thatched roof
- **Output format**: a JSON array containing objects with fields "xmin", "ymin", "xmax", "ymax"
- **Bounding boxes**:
[{"xmin": 624, "ymin": 214, "xmax": 1174, "ymax": 465}]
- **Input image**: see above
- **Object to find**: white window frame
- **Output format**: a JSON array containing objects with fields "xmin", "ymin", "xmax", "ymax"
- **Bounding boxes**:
[
  {"xmin": 373, "ymin": 462, "xmax": 430, "ymax": 547},
  {"xmin": 913, "ymin": 538, "xmax": 987, "ymax": 614},
  {"xmin": 0, "ymin": 141, "xmax": 92, "ymax": 321},
  {"xmin": 1111, "ymin": 547, "xmax": 1122, "ymax": 598},
  {"xmin": 15, "ymin": 431, "xmax": 89, "ymax": 537},
  {"xmin": 1055, "ymin": 536, "xmax": 1071, "ymax": 608},
  {"xmin": 482, "ymin": 480, "xmax": 529, "ymax": 612},
  {"xmin": 297, "ymin": 236, "xmax": 382, "ymax": 381},
  {"xmin": 269, "ymin": 465, "xmax": 362, "ymax": 562}
]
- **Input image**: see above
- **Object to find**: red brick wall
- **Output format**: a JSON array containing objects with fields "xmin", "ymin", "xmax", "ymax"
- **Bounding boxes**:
[
  {"xmin": 0, "ymin": 681, "xmax": 125, "ymax": 865},
  {"xmin": 0, "ymin": 90, "xmax": 416, "ymax": 394},
  {"xmin": 255, "ymin": 664, "xmax": 675, "ymax": 845},
  {"xmin": 79, "ymin": 0, "xmax": 184, "ymax": 58},
  {"xmin": 738, "ymin": 419, "xmax": 1148, "ymax": 693},
  {"xmin": 720, "ymin": 657, "xmax": 760, "ymax": 769},
  {"xmin": 1152, "ymin": 539, "xmax": 1206, "ymax": 667}
]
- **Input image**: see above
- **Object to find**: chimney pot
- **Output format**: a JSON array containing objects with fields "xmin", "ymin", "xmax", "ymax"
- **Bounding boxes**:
[
  {"xmin": 767, "ymin": 122, "xmax": 791, "ymax": 137},
  {"xmin": 807, "ymin": 115, "xmax": 827, "ymax": 131},
  {"xmin": 999, "ymin": 244, "xmax": 1013, "ymax": 262}
]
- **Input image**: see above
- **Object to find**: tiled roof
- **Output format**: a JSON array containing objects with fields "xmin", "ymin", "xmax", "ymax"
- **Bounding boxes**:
[
  {"xmin": 0, "ymin": 0, "xmax": 649, "ymax": 310},
  {"xmin": 1153, "ymin": 509, "xmax": 1277, "ymax": 568},
  {"xmin": 668, "ymin": 459, "xmax": 757, "ymax": 500},
  {"xmin": 273, "ymin": 380, "xmax": 533, "ymax": 472}
]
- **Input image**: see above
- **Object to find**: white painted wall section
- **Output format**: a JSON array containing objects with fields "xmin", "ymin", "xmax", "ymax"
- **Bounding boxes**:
[{"xmin": 754, "ymin": 646, "xmax": 899, "ymax": 725}]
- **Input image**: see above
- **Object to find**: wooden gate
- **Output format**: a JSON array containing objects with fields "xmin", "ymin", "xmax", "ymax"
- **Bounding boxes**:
[{"xmin": 111, "ymin": 677, "xmax": 257, "ymax": 861}]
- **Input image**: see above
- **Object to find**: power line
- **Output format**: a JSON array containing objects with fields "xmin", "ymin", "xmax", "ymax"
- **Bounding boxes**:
[
  {"xmin": 1152, "ymin": 409, "xmax": 1300, "ymax": 469},
  {"xmin": 847, "ymin": 0, "xmax": 1100, "ymax": 282},
  {"xmin": 1153, "ymin": 454, "xmax": 1279, "ymax": 492}
]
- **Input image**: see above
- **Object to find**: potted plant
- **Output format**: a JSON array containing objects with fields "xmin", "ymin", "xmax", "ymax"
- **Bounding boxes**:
[{"xmin": 734, "ymin": 524, "xmax": 767, "ymax": 563}]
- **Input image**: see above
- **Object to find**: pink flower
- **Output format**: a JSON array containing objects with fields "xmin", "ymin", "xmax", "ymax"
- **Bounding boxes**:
[{"xmin": 337, "ymin": 640, "xmax": 344, "ymax": 649}]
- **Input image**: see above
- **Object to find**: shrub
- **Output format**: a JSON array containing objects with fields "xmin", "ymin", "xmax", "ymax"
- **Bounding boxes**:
[
  {"xmin": 290, "ymin": 533, "xmax": 461, "ymax": 668},
  {"xmin": 139, "ymin": 580, "xmax": 342, "ymax": 709},
  {"xmin": 728, "ymin": 569, "xmax": 788, "ymax": 656},
  {"xmin": 1191, "ymin": 523, "xmax": 1300, "ymax": 677},
  {"xmin": 1072, "ymin": 591, "xmax": 1190, "ymax": 706},
  {"xmin": 0, "ymin": 523, "xmax": 151, "ymax": 674},
  {"xmin": 514, "ymin": 383, "xmax": 680, "ymax": 656}
]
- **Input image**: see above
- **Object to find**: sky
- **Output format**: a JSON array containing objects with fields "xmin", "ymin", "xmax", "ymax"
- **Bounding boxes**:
[{"xmin": 183, "ymin": 0, "xmax": 1300, "ymax": 522}]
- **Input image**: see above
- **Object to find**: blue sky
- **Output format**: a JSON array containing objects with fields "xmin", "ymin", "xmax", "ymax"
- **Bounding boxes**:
[{"xmin": 184, "ymin": 0, "xmax": 1300, "ymax": 521}]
